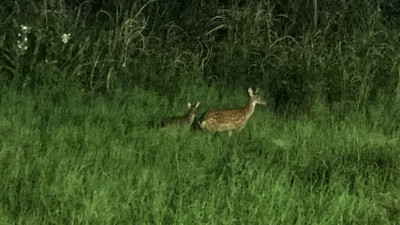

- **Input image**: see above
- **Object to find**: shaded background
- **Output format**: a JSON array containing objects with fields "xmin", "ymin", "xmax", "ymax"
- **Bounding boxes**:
[{"xmin": 1, "ymin": 0, "xmax": 400, "ymax": 114}]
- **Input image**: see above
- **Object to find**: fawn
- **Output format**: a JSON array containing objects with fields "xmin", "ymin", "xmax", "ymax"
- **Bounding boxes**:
[
  {"xmin": 200, "ymin": 88, "xmax": 265, "ymax": 135},
  {"xmin": 161, "ymin": 102, "xmax": 200, "ymax": 128}
]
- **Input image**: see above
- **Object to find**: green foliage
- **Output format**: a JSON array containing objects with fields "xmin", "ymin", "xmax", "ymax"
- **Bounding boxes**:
[
  {"xmin": 3, "ymin": 2, "xmax": 400, "ymax": 224},
  {"xmin": 1, "ymin": 2, "xmax": 400, "ymax": 222},
  {"xmin": 0, "ymin": 86, "xmax": 399, "ymax": 224},
  {"xmin": 0, "ymin": 0, "xmax": 399, "ymax": 111}
]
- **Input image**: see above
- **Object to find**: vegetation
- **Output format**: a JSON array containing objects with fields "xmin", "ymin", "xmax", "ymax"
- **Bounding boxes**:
[{"xmin": 0, "ymin": 0, "xmax": 399, "ymax": 224}]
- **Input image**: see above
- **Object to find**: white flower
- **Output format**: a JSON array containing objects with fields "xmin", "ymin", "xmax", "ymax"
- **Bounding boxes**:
[
  {"xmin": 61, "ymin": 33, "xmax": 71, "ymax": 44},
  {"xmin": 17, "ymin": 40, "xmax": 27, "ymax": 51},
  {"xmin": 20, "ymin": 25, "xmax": 31, "ymax": 34}
]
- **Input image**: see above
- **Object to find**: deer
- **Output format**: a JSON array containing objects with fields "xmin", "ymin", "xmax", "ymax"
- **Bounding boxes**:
[
  {"xmin": 199, "ymin": 88, "xmax": 265, "ymax": 136},
  {"xmin": 161, "ymin": 102, "xmax": 200, "ymax": 128}
]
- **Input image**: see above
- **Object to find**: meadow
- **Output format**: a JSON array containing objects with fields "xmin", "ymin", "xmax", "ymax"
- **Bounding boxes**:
[
  {"xmin": 1, "ymin": 85, "xmax": 399, "ymax": 224},
  {"xmin": 1, "ymin": 0, "xmax": 400, "ymax": 224}
]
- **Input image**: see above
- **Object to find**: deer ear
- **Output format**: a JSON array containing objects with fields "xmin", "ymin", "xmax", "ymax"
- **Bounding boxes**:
[
  {"xmin": 195, "ymin": 102, "xmax": 200, "ymax": 107},
  {"xmin": 256, "ymin": 88, "xmax": 260, "ymax": 93},
  {"xmin": 187, "ymin": 102, "xmax": 191, "ymax": 108},
  {"xmin": 248, "ymin": 88, "xmax": 253, "ymax": 96}
]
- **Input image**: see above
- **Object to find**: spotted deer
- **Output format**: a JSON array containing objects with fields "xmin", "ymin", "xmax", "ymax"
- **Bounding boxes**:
[
  {"xmin": 200, "ymin": 88, "xmax": 265, "ymax": 135},
  {"xmin": 161, "ymin": 102, "xmax": 200, "ymax": 128}
]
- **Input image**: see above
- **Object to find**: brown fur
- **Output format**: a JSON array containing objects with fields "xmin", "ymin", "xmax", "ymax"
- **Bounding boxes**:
[
  {"xmin": 200, "ymin": 88, "xmax": 265, "ymax": 135},
  {"xmin": 161, "ymin": 102, "xmax": 200, "ymax": 128}
]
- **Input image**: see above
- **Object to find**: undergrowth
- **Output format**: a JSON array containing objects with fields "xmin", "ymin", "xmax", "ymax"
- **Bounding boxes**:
[{"xmin": 1, "ymin": 0, "xmax": 400, "ymax": 224}]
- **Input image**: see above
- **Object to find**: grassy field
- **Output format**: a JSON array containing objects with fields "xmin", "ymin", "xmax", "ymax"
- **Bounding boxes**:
[
  {"xmin": 1, "ymin": 1, "xmax": 400, "ymax": 224},
  {"xmin": 0, "ymin": 86, "xmax": 399, "ymax": 224}
]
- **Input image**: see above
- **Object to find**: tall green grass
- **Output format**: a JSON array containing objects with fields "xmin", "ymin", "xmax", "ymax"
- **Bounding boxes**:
[
  {"xmin": 1, "ymin": 0, "xmax": 400, "ymax": 109},
  {"xmin": 1, "ymin": 0, "xmax": 400, "ymax": 224},
  {"xmin": 1, "ymin": 86, "xmax": 399, "ymax": 224}
]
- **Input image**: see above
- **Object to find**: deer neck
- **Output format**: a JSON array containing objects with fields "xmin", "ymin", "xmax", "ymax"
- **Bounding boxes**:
[
  {"xmin": 184, "ymin": 111, "xmax": 195, "ymax": 122},
  {"xmin": 243, "ymin": 99, "xmax": 256, "ymax": 119}
]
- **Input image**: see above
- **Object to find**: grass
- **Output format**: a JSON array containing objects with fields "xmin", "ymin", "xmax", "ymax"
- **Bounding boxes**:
[
  {"xmin": 0, "ymin": 86, "xmax": 399, "ymax": 224},
  {"xmin": 1, "ymin": 1, "xmax": 400, "ymax": 224}
]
